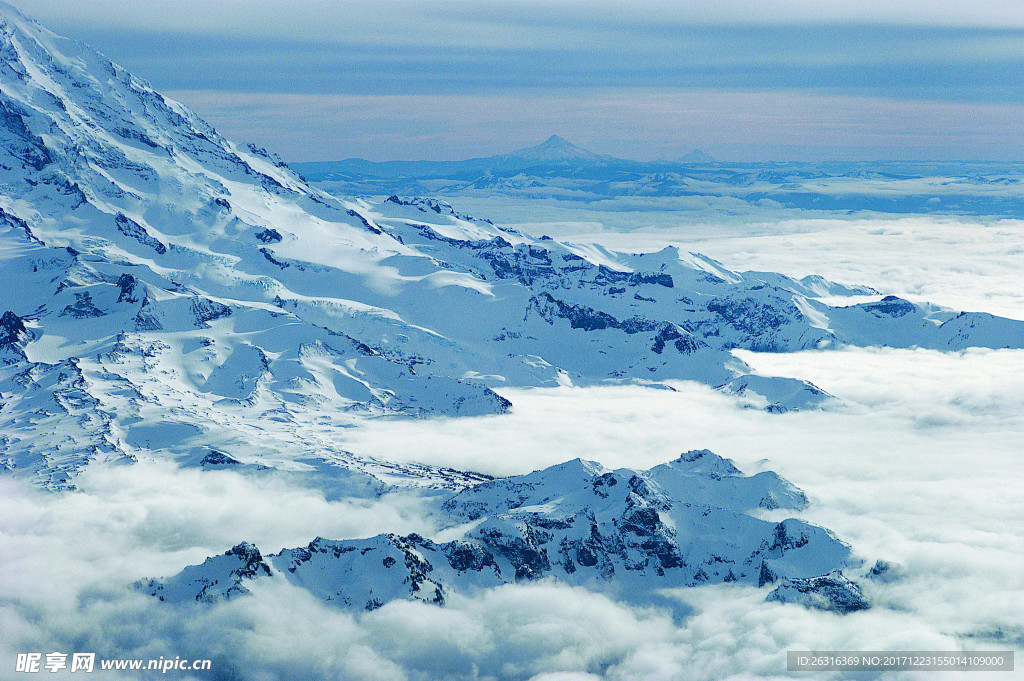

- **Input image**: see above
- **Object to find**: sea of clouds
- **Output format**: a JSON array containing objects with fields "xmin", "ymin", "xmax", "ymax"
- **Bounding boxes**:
[{"xmin": 2, "ymin": 204, "xmax": 1022, "ymax": 680}]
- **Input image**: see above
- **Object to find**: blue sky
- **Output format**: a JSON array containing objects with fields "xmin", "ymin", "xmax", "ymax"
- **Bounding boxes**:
[{"xmin": 18, "ymin": 0, "xmax": 1024, "ymax": 162}]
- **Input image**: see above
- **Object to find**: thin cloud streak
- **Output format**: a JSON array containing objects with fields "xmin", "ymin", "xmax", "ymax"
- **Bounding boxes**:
[
  {"xmin": 18, "ymin": 1, "xmax": 1024, "ymax": 37},
  {"xmin": 60, "ymin": 24, "xmax": 1024, "ymax": 100}
]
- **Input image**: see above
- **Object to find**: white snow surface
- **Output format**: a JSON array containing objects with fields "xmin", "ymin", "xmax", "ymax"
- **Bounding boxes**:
[
  {"xmin": 0, "ymin": 2, "xmax": 1022, "ymax": 492},
  {"xmin": 0, "ymin": 5, "xmax": 1021, "ymax": 679}
]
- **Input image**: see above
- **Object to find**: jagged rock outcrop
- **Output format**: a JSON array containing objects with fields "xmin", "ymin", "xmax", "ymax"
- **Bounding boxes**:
[
  {"xmin": 766, "ymin": 571, "xmax": 870, "ymax": 613},
  {"xmin": 865, "ymin": 559, "xmax": 906, "ymax": 584},
  {"xmin": 0, "ymin": 310, "xmax": 31, "ymax": 364},
  {"xmin": 141, "ymin": 451, "xmax": 865, "ymax": 613},
  {"xmin": 137, "ymin": 542, "xmax": 273, "ymax": 603}
]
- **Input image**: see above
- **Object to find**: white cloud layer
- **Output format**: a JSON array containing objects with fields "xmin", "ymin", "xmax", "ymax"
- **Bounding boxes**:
[
  {"xmin": 2, "ymin": 201, "xmax": 1022, "ymax": 679},
  {"xmin": 5, "ymin": 347, "xmax": 1019, "ymax": 679},
  {"xmin": 455, "ymin": 205, "xmax": 1024, "ymax": 319}
]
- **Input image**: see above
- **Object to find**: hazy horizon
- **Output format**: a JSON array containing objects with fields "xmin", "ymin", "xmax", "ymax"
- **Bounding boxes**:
[{"xmin": 14, "ymin": 0, "xmax": 1024, "ymax": 163}]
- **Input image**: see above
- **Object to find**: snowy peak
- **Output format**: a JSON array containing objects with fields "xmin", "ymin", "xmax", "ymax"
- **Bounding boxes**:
[
  {"xmin": 0, "ymin": 1, "xmax": 315, "ymax": 235},
  {"xmin": 675, "ymin": 148, "xmax": 716, "ymax": 164},
  {"xmin": 0, "ymin": 1, "xmax": 49, "ymax": 41},
  {"xmin": 0, "ymin": 6, "xmax": 515, "ymax": 488},
  {"xmin": 137, "ymin": 542, "xmax": 273, "ymax": 604},
  {"xmin": 766, "ymin": 571, "xmax": 869, "ymax": 613},
  {"xmin": 500, "ymin": 135, "xmax": 610, "ymax": 164}
]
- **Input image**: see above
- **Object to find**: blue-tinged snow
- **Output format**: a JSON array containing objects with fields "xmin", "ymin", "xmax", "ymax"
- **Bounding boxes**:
[
  {"xmin": 141, "ymin": 450, "xmax": 860, "ymax": 613},
  {"xmin": 1, "ymin": 2, "xmax": 1022, "ymax": 491}
]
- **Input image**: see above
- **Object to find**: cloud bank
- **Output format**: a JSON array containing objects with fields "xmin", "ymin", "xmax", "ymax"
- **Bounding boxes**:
[
  {"xmin": 2, "ymin": 187, "xmax": 1021, "ymax": 679},
  {"xmin": 4, "ymin": 342, "xmax": 1022, "ymax": 680}
]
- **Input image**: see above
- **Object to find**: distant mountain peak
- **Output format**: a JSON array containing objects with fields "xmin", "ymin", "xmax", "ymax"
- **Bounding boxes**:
[
  {"xmin": 542, "ymin": 134, "xmax": 572, "ymax": 146},
  {"xmin": 676, "ymin": 148, "xmax": 716, "ymax": 164},
  {"xmin": 502, "ymin": 135, "xmax": 609, "ymax": 163}
]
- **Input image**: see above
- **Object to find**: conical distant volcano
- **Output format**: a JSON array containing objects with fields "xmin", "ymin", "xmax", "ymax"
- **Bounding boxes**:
[
  {"xmin": 497, "ymin": 135, "xmax": 613, "ymax": 163},
  {"xmin": 676, "ymin": 148, "xmax": 716, "ymax": 163}
]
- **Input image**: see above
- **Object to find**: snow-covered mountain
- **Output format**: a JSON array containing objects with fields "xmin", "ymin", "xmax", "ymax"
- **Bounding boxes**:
[
  {"xmin": 493, "ymin": 134, "xmax": 614, "ymax": 164},
  {"xmin": 0, "ymin": 3, "xmax": 517, "ymax": 489},
  {"xmin": 139, "ymin": 450, "xmax": 867, "ymax": 614},
  {"xmin": 5, "ymin": 4, "xmax": 1021, "ymax": 628},
  {"xmin": 1, "ymin": 2, "xmax": 1023, "ymax": 493}
]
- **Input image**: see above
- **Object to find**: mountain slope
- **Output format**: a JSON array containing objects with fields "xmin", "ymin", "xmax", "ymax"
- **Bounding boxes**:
[
  {"xmin": 1, "ymin": 3, "xmax": 1022, "ymax": 492},
  {"xmin": 0, "ymin": 4, "xmax": 511, "ymax": 488}
]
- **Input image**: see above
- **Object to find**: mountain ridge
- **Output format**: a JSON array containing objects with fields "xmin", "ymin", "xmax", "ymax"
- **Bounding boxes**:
[
  {"xmin": 295, "ymin": 149, "xmax": 1024, "ymax": 220},
  {"xmin": 139, "ymin": 450, "xmax": 869, "ymax": 614}
]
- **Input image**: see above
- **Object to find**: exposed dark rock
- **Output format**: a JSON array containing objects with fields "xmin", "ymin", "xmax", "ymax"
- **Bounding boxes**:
[
  {"xmin": 651, "ymin": 323, "xmax": 706, "ymax": 354},
  {"xmin": 0, "ymin": 310, "xmax": 31, "ymax": 364},
  {"xmin": 191, "ymin": 297, "xmax": 232, "ymax": 325},
  {"xmin": 115, "ymin": 273, "xmax": 141, "ymax": 303},
  {"xmin": 706, "ymin": 296, "xmax": 793, "ymax": 338},
  {"xmin": 766, "ymin": 572, "xmax": 870, "ymax": 613},
  {"xmin": 255, "ymin": 227, "xmax": 282, "ymax": 243},
  {"xmin": 863, "ymin": 295, "xmax": 916, "ymax": 317},
  {"xmin": 60, "ymin": 292, "xmax": 105, "ymax": 318},
  {"xmin": 115, "ymin": 212, "xmax": 167, "ymax": 254},
  {"xmin": 865, "ymin": 559, "xmax": 905, "ymax": 583},
  {"xmin": 225, "ymin": 542, "xmax": 274, "ymax": 580},
  {"xmin": 259, "ymin": 247, "xmax": 289, "ymax": 268},
  {"xmin": 0, "ymin": 99, "xmax": 52, "ymax": 170},
  {"xmin": 442, "ymin": 541, "xmax": 499, "ymax": 573},
  {"xmin": 346, "ymin": 209, "xmax": 382, "ymax": 235},
  {"xmin": 0, "ymin": 310, "xmax": 29, "ymax": 346},
  {"xmin": 201, "ymin": 450, "xmax": 241, "ymax": 467}
]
